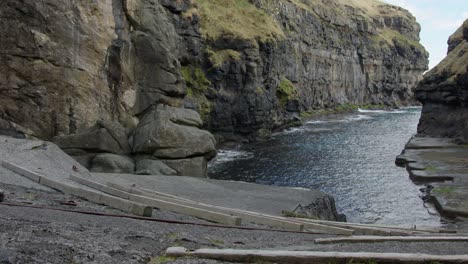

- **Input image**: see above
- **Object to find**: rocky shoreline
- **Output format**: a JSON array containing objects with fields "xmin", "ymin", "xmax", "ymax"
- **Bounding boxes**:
[
  {"xmin": 397, "ymin": 19, "xmax": 468, "ymax": 222},
  {"xmin": 397, "ymin": 137, "xmax": 468, "ymax": 220},
  {"xmin": 0, "ymin": 0, "xmax": 429, "ymax": 177}
]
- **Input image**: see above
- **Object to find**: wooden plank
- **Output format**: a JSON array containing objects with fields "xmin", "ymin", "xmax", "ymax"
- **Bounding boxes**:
[
  {"xmin": 2, "ymin": 160, "xmax": 41, "ymax": 182},
  {"xmin": 295, "ymin": 217, "xmax": 453, "ymax": 234},
  {"xmin": 2, "ymin": 161, "xmax": 152, "ymax": 216},
  {"xmin": 111, "ymin": 183, "xmax": 357, "ymax": 234},
  {"xmin": 108, "ymin": 182, "xmax": 304, "ymax": 231},
  {"xmin": 108, "ymin": 183, "xmax": 313, "ymax": 232},
  {"xmin": 72, "ymin": 176, "xmax": 131, "ymax": 199},
  {"xmin": 107, "ymin": 182, "xmax": 194, "ymax": 203},
  {"xmin": 110, "ymin": 183, "xmax": 450, "ymax": 236},
  {"xmin": 72, "ymin": 176, "xmax": 242, "ymax": 226},
  {"xmin": 297, "ymin": 219, "xmax": 415, "ymax": 236},
  {"xmin": 315, "ymin": 236, "xmax": 468, "ymax": 244},
  {"xmin": 166, "ymin": 247, "xmax": 468, "ymax": 263}
]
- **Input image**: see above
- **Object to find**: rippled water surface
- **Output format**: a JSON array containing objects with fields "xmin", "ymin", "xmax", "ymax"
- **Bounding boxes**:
[{"xmin": 209, "ymin": 108, "xmax": 441, "ymax": 226}]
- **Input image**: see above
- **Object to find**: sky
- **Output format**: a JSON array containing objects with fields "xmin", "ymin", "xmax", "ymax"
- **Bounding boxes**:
[{"xmin": 383, "ymin": 0, "xmax": 467, "ymax": 70}]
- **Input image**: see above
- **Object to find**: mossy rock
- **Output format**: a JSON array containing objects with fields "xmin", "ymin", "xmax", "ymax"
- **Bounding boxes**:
[
  {"xmin": 276, "ymin": 77, "xmax": 299, "ymax": 107},
  {"xmin": 206, "ymin": 48, "xmax": 242, "ymax": 67},
  {"xmin": 181, "ymin": 66, "xmax": 211, "ymax": 92}
]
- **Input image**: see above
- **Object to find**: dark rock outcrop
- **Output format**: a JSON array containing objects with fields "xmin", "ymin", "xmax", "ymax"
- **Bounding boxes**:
[
  {"xmin": 176, "ymin": 0, "xmax": 428, "ymax": 141},
  {"xmin": 0, "ymin": 0, "xmax": 216, "ymax": 176},
  {"xmin": 0, "ymin": 0, "xmax": 427, "ymax": 175},
  {"xmin": 415, "ymin": 19, "xmax": 468, "ymax": 141}
]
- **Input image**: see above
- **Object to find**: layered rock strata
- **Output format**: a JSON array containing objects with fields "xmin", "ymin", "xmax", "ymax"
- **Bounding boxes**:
[
  {"xmin": 398, "ymin": 20, "xmax": 468, "ymax": 219},
  {"xmin": 180, "ymin": 0, "xmax": 428, "ymax": 141},
  {"xmin": 0, "ymin": 0, "xmax": 216, "ymax": 176},
  {"xmin": 0, "ymin": 0, "xmax": 428, "ymax": 175},
  {"xmin": 415, "ymin": 19, "xmax": 468, "ymax": 141}
]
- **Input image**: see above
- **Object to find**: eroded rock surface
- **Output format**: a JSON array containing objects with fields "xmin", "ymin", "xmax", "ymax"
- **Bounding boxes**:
[
  {"xmin": 398, "ymin": 20, "xmax": 468, "ymax": 219},
  {"xmin": 0, "ymin": 0, "xmax": 216, "ymax": 176},
  {"xmin": 178, "ymin": 0, "xmax": 428, "ymax": 141},
  {"xmin": 416, "ymin": 19, "xmax": 468, "ymax": 141},
  {"xmin": 0, "ymin": 0, "xmax": 428, "ymax": 175}
]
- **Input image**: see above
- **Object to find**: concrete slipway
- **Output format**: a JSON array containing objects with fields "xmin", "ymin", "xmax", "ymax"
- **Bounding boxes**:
[{"xmin": 2, "ymin": 135, "xmax": 468, "ymax": 263}]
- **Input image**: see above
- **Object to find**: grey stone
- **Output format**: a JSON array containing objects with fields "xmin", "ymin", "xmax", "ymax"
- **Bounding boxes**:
[
  {"xmin": 0, "ymin": 189, "xmax": 5, "ymax": 202},
  {"xmin": 97, "ymin": 120, "xmax": 132, "ymax": 154},
  {"xmin": 90, "ymin": 154, "xmax": 135, "ymax": 174},
  {"xmin": 407, "ymin": 163, "xmax": 428, "ymax": 171},
  {"xmin": 133, "ymin": 105, "xmax": 216, "ymax": 160},
  {"xmin": 161, "ymin": 157, "xmax": 208, "ymax": 178},
  {"xmin": 71, "ymin": 154, "xmax": 97, "ymax": 169},
  {"xmin": 136, "ymin": 158, "xmax": 177, "ymax": 176},
  {"xmin": 292, "ymin": 195, "xmax": 347, "ymax": 222},
  {"xmin": 54, "ymin": 128, "xmax": 123, "ymax": 154}
]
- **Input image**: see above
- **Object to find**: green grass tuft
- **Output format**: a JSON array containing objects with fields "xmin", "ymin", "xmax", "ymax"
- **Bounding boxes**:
[
  {"xmin": 424, "ymin": 166, "xmax": 438, "ymax": 172},
  {"xmin": 276, "ymin": 77, "xmax": 298, "ymax": 107},
  {"xmin": 181, "ymin": 66, "xmax": 213, "ymax": 122},
  {"xmin": 181, "ymin": 66, "xmax": 211, "ymax": 92},
  {"xmin": 373, "ymin": 29, "xmax": 425, "ymax": 52},
  {"xmin": 206, "ymin": 48, "xmax": 242, "ymax": 67},
  {"xmin": 433, "ymin": 186, "xmax": 455, "ymax": 195},
  {"xmin": 196, "ymin": 0, "xmax": 284, "ymax": 43}
]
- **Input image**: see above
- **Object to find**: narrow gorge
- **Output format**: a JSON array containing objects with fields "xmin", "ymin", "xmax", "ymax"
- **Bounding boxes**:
[
  {"xmin": 0, "ymin": 0, "xmax": 428, "ymax": 177},
  {"xmin": 4, "ymin": 1, "xmax": 468, "ymax": 263}
]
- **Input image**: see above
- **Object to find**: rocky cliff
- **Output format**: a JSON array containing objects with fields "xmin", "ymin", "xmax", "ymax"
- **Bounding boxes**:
[
  {"xmin": 183, "ymin": 0, "xmax": 428, "ymax": 141},
  {"xmin": 0, "ymin": 0, "xmax": 216, "ymax": 176},
  {"xmin": 415, "ymin": 19, "xmax": 468, "ymax": 141},
  {"xmin": 0, "ymin": 0, "xmax": 427, "ymax": 175}
]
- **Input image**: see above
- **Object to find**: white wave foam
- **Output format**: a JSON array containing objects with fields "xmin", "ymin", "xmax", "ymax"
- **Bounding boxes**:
[
  {"xmin": 358, "ymin": 108, "xmax": 406, "ymax": 114},
  {"xmin": 273, "ymin": 127, "xmax": 306, "ymax": 136},
  {"xmin": 346, "ymin": 114, "xmax": 374, "ymax": 121},
  {"xmin": 305, "ymin": 120, "xmax": 329, "ymax": 124},
  {"xmin": 213, "ymin": 149, "xmax": 254, "ymax": 163}
]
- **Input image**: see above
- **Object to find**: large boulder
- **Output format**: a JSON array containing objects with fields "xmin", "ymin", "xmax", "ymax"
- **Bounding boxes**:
[
  {"xmin": 132, "ymin": 104, "xmax": 217, "ymax": 159},
  {"xmin": 135, "ymin": 158, "xmax": 177, "ymax": 175},
  {"xmin": 160, "ymin": 157, "xmax": 208, "ymax": 177},
  {"xmin": 53, "ymin": 121, "xmax": 130, "ymax": 155},
  {"xmin": 90, "ymin": 154, "xmax": 135, "ymax": 173}
]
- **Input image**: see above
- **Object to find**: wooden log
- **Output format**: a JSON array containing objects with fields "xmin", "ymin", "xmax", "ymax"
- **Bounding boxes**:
[
  {"xmin": 2, "ymin": 160, "xmax": 41, "ymax": 182},
  {"xmin": 108, "ymin": 183, "xmax": 452, "ymax": 235},
  {"xmin": 109, "ymin": 183, "xmax": 352, "ymax": 233},
  {"xmin": 315, "ymin": 235, "xmax": 468, "ymax": 244},
  {"xmin": 107, "ymin": 182, "xmax": 194, "ymax": 203},
  {"xmin": 166, "ymin": 247, "xmax": 468, "ymax": 264},
  {"xmin": 295, "ymin": 217, "xmax": 454, "ymax": 234},
  {"xmin": 107, "ymin": 182, "xmax": 306, "ymax": 231},
  {"xmin": 71, "ymin": 176, "xmax": 242, "ymax": 226},
  {"xmin": 2, "ymin": 161, "xmax": 152, "ymax": 216}
]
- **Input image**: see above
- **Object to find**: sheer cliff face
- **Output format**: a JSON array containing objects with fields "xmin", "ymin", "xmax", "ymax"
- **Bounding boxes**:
[
  {"xmin": 416, "ymin": 19, "xmax": 468, "ymax": 141},
  {"xmin": 178, "ymin": 0, "xmax": 428, "ymax": 140},
  {"xmin": 0, "ymin": 0, "xmax": 426, "ymax": 174},
  {"xmin": 0, "ymin": 0, "xmax": 215, "ymax": 176},
  {"xmin": 0, "ymin": 0, "xmax": 187, "ymax": 139}
]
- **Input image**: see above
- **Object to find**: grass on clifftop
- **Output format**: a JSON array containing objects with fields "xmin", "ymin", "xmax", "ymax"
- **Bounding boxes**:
[
  {"xmin": 195, "ymin": 0, "xmax": 284, "ymax": 43},
  {"xmin": 379, "ymin": 29, "xmax": 425, "ymax": 50}
]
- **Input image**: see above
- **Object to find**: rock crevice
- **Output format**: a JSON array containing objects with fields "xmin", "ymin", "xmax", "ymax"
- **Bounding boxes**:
[{"xmin": 0, "ymin": 0, "xmax": 428, "ymax": 175}]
